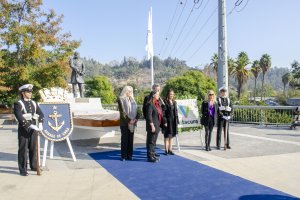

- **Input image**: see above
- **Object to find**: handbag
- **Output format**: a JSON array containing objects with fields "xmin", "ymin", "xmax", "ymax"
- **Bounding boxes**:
[{"xmin": 200, "ymin": 115, "xmax": 206, "ymax": 125}]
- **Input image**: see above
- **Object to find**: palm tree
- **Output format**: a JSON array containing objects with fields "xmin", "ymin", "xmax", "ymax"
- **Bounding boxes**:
[
  {"xmin": 259, "ymin": 54, "xmax": 272, "ymax": 100},
  {"xmin": 230, "ymin": 52, "xmax": 251, "ymax": 100},
  {"xmin": 250, "ymin": 60, "xmax": 261, "ymax": 102},
  {"xmin": 282, "ymin": 72, "xmax": 292, "ymax": 96},
  {"xmin": 210, "ymin": 53, "xmax": 235, "ymax": 81},
  {"xmin": 228, "ymin": 57, "xmax": 236, "ymax": 75},
  {"xmin": 210, "ymin": 53, "xmax": 218, "ymax": 80}
]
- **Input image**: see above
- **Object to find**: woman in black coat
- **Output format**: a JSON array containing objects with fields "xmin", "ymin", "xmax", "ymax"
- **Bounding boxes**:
[
  {"xmin": 201, "ymin": 90, "xmax": 217, "ymax": 151},
  {"xmin": 145, "ymin": 91, "xmax": 164, "ymax": 163},
  {"xmin": 163, "ymin": 89, "xmax": 179, "ymax": 155}
]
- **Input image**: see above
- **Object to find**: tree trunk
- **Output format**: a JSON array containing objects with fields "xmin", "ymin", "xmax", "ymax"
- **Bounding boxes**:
[
  {"xmin": 238, "ymin": 81, "xmax": 241, "ymax": 100},
  {"xmin": 283, "ymin": 84, "xmax": 286, "ymax": 97},
  {"xmin": 254, "ymin": 78, "xmax": 257, "ymax": 103},
  {"xmin": 261, "ymin": 73, "xmax": 265, "ymax": 101}
]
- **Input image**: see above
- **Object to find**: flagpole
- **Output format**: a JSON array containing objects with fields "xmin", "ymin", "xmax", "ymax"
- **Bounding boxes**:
[
  {"xmin": 150, "ymin": 7, "xmax": 154, "ymax": 88},
  {"xmin": 151, "ymin": 47, "xmax": 154, "ymax": 88},
  {"xmin": 146, "ymin": 7, "xmax": 154, "ymax": 89}
]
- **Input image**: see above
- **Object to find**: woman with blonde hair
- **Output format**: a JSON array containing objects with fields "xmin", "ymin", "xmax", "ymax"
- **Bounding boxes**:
[
  {"xmin": 117, "ymin": 86, "xmax": 139, "ymax": 161},
  {"xmin": 201, "ymin": 90, "xmax": 217, "ymax": 151}
]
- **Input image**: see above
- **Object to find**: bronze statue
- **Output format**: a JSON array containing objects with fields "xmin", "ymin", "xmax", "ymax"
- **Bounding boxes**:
[{"xmin": 69, "ymin": 52, "xmax": 85, "ymax": 98}]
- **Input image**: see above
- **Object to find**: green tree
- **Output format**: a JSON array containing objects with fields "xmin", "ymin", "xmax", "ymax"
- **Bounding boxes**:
[
  {"xmin": 0, "ymin": 0, "xmax": 79, "ymax": 104},
  {"xmin": 289, "ymin": 77, "xmax": 298, "ymax": 96},
  {"xmin": 259, "ymin": 54, "xmax": 272, "ymax": 100},
  {"xmin": 162, "ymin": 70, "xmax": 216, "ymax": 101},
  {"xmin": 85, "ymin": 76, "xmax": 116, "ymax": 104},
  {"xmin": 0, "ymin": 50, "xmax": 9, "ymax": 92},
  {"xmin": 250, "ymin": 60, "xmax": 261, "ymax": 101},
  {"xmin": 210, "ymin": 53, "xmax": 218, "ymax": 80},
  {"xmin": 291, "ymin": 60, "xmax": 300, "ymax": 79},
  {"xmin": 282, "ymin": 72, "xmax": 292, "ymax": 96},
  {"xmin": 228, "ymin": 57, "xmax": 236, "ymax": 76},
  {"xmin": 230, "ymin": 52, "xmax": 251, "ymax": 100}
]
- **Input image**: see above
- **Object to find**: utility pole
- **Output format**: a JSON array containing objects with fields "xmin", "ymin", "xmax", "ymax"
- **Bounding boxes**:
[{"xmin": 218, "ymin": 0, "xmax": 228, "ymax": 93}]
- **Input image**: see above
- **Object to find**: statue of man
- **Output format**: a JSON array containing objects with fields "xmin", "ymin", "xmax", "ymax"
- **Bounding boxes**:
[{"xmin": 69, "ymin": 51, "xmax": 85, "ymax": 98}]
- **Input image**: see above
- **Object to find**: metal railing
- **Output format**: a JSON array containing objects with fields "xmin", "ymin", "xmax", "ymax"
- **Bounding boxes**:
[
  {"xmin": 231, "ymin": 105, "xmax": 297, "ymax": 126},
  {"xmin": 103, "ymin": 104, "xmax": 298, "ymax": 126}
]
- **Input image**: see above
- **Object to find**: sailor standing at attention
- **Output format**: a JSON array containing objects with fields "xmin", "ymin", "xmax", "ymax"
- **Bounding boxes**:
[
  {"xmin": 216, "ymin": 87, "xmax": 232, "ymax": 150},
  {"xmin": 13, "ymin": 84, "xmax": 44, "ymax": 176}
]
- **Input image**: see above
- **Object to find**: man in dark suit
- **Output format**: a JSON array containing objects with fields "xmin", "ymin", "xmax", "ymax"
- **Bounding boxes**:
[
  {"xmin": 143, "ymin": 84, "xmax": 165, "ymax": 160},
  {"xmin": 14, "ymin": 84, "xmax": 44, "ymax": 176},
  {"xmin": 145, "ymin": 91, "xmax": 165, "ymax": 162},
  {"xmin": 216, "ymin": 87, "xmax": 232, "ymax": 150}
]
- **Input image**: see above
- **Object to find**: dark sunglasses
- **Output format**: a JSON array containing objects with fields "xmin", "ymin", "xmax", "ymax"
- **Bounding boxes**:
[{"xmin": 209, "ymin": 94, "xmax": 214, "ymax": 96}]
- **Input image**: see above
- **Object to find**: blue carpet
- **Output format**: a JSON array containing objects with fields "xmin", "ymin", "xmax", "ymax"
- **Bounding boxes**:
[{"xmin": 89, "ymin": 148, "xmax": 299, "ymax": 200}]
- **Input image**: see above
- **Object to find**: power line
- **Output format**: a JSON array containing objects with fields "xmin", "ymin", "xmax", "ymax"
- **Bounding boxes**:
[
  {"xmin": 186, "ymin": 27, "xmax": 218, "ymax": 61},
  {"xmin": 160, "ymin": 0, "xmax": 188, "ymax": 58},
  {"xmin": 194, "ymin": 0, "xmax": 204, "ymax": 9},
  {"xmin": 172, "ymin": 0, "xmax": 210, "ymax": 57},
  {"xmin": 168, "ymin": 2, "xmax": 200, "ymax": 57},
  {"xmin": 185, "ymin": 0, "xmax": 247, "ymax": 62},
  {"xmin": 179, "ymin": 6, "xmax": 218, "ymax": 58},
  {"xmin": 235, "ymin": 0, "xmax": 249, "ymax": 12},
  {"xmin": 158, "ymin": 0, "xmax": 182, "ymax": 56}
]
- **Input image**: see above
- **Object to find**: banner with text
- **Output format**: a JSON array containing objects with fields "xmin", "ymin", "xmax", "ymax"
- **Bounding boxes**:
[{"xmin": 177, "ymin": 99, "xmax": 200, "ymax": 128}]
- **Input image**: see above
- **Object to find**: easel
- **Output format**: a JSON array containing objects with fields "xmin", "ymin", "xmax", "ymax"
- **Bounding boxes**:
[
  {"xmin": 174, "ymin": 125, "xmax": 204, "ymax": 153},
  {"xmin": 42, "ymin": 136, "xmax": 76, "ymax": 167}
]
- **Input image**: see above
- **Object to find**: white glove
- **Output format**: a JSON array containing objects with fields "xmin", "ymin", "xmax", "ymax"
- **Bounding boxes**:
[
  {"xmin": 225, "ymin": 107, "xmax": 232, "ymax": 112},
  {"xmin": 39, "ymin": 123, "xmax": 43, "ymax": 131},
  {"xmin": 219, "ymin": 106, "xmax": 225, "ymax": 111},
  {"xmin": 222, "ymin": 116, "xmax": 230, "ymax": 121},
  {"xmin": 29, "ymin": 124, "xmax": 40, "ymax": 131}
]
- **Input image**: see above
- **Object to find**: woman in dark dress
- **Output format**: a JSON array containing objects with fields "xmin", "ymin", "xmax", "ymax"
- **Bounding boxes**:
[
  {"xmin": 163, "ymin": 89, "xmax": 179, "ymax": 155},
  {"xmin": 201, "ymin": 90, "xmax": 217, "ymax": 151}
]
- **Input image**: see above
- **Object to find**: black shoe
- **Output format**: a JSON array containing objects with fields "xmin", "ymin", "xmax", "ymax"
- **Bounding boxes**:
[
  {"xmin": 168, "ymin": 151, "xmax": 175, "ymax": 155},
  {"xmin": 155, "ymin": 153, "xmax": 160, "ymax": 157},
  {"xmin": 164, "ymin": 151, "xmax": 168, "ymax": 155},
  {"xmin": 208, "ymin": 147, "xmax": 212, "ymax": 151},
  {"xmin": 127, "ymin": 157, "xmax": 133, "ymax": 161},
  {"xmin": 20, "ymin": 172, "xmax": 29, "ymax": 176},
  {"xmin": 216, "ymin": 146, "xmax": 220, "ymax": 150},
  {"xmin": 227, "ymin": 146, "xmax": 231, "ymax": 149},
  {"xmin": 147, "ymin": 157, "xmax": 158, "ymax": 163},
  {"xmin": 205, "ymin": 147, "xmax": 209, "ymax": 151}
]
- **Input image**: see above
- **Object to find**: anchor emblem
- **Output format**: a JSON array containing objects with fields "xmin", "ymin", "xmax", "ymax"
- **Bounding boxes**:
[{"xmin": 48, "ymin": 110, "xmax": 65, "ymax": 132}]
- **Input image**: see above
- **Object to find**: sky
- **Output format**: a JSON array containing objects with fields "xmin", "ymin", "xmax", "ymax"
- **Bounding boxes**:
[{"xmin": 42, "ymin": 0, "xmax": 300, "ymax": 69}]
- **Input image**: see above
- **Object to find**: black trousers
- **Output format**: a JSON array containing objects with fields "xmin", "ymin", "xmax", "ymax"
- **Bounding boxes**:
[
  {"xmin": 216, "ymin": 118, "xmax": 230, "ymax": 147},
  {"xmin": 204, "ymin": 116, "xmax": 214, "ymax": 148},
  {"xmin": 18, "ymin": 130, "xmax": 37, "ymax": 173},
  {"xmin": 120, "ymin": 126, "xmax": 134, "ymax": 159},
  {"xmin": 146, "ymin": 131, "xmax": 159, "ymax": 159}
]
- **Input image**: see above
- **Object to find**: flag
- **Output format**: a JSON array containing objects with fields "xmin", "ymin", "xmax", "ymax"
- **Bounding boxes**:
[{"xmin": 146, "ymin": 7, "xmax": 153, "ymax": 60}]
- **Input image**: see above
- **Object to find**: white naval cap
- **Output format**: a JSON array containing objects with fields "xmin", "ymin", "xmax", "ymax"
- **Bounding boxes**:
[
  {"xmin": 219, "ymin": 86, "xmax": 227, "ymax": 92},
  {"xmin": 19, "ymin": 84, "xmax": 33, "ymax": 92}
]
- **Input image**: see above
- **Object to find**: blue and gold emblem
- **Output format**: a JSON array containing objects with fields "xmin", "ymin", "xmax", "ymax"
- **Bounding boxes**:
[{"xmin": 39, "ymin": 103, "xmax": 73, "ymax": 141}]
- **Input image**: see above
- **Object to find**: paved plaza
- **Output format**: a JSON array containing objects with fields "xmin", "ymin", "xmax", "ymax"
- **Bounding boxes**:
[{"xmin": 0, "ymin": 119, "xmax": 300, "ymax": 200}]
